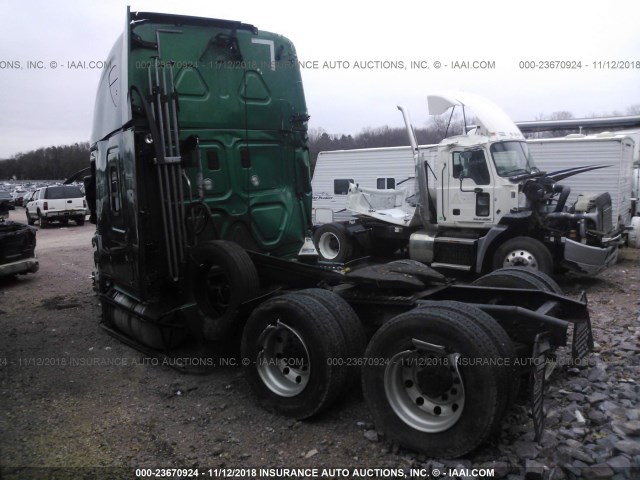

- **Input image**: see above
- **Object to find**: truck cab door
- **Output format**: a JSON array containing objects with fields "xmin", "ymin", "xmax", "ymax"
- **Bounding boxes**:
[
  {"xmin": 95, "ymin": 133, "xmax": 138, "ymax": 293},
  {"xmin": 441, "ymin": 148, "xmax": 494, "ymax": 227}
]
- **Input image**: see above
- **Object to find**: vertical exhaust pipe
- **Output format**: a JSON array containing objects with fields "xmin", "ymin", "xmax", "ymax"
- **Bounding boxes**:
[
  {"xmin": 397, "ymin": 105, "xmax": 434, "ymax": 228},
  {"xmin": 397, "ymin": 105, "xmax": 419, "ymax": 160}
]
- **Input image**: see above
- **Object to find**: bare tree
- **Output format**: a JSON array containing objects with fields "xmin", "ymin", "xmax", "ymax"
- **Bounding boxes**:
[{"xmin": 626, "ymin": 104, "xmax": 640, "ymax": 115}]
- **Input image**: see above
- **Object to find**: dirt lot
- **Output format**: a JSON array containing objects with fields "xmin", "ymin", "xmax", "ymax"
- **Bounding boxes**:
[{"xmin": 1, "ymin": 207, "xmax": 639, "ymax": 479}]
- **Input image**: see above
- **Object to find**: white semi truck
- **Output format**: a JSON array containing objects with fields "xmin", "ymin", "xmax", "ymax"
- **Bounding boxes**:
[
  {"xmin": 313, "ymin": 91, "xmax": 623, "ymax": 275},
  {"xmin": 313, "ymin": 130, "xmax": 640, "ymax": 250}
]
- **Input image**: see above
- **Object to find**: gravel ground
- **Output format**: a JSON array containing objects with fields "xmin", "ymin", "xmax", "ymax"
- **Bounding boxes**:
[{"xmin": 1, "ymin": 207, "xmax": 639, "ymax": 480}]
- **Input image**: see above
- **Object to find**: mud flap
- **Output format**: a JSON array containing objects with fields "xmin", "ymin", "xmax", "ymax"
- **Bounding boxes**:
[
  {"xmin": 530, "ymin": 332, "xmax": 551, "ymax": 442},
  {"xmin": 572, "ymin": 292, "xmax": 594, "ymax": 361}
]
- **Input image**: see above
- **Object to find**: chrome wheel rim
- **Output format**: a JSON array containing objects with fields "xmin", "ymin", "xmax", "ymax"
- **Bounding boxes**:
[
  {"xmin": 503, "ymin": 249, "xmax": 538, "ymax": 269},
  {"xmin": 317, "ymin": 232, "xmax": 340, "ymax": 260},
  {"xmin": 384, "ymin": 348, "xmax": 464, "ymax": 433},
  {"xmin": 256, "ymin": 320, "xmax": 310, "ymax": 397}
]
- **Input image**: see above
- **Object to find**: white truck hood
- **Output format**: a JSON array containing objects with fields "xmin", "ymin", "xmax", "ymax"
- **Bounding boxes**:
[{"xmin": 428, "ymin": 91, "xmax": 524, "ymax": 141}]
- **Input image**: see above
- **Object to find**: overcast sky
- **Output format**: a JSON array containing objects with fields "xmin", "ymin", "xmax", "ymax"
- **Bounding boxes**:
[{"xmin": 1, "ymin": 0, "xmax": 639, "ymax": 158}]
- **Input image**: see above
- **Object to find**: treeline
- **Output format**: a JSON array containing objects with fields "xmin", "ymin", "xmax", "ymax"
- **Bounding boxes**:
[
  {"xmin": 527, "ymin": 105, "xmax": 640, "ymax": 139},
  {"xmin": 309, "ymin": 105, "xmax": 640, "ymax": 166},
  {"xmin": 0, "ymin": 119, "xmax": 461, "ymax": 180},
  {"xmin": 309, "ymin": 116, "xmax": 462, "ymax": 171},
  {"xmin": 3, "ymin": 104, "xmax": 638, "ymax": 180},
  {"xmin": 0, "ymin": 143, "xmax": 90, "ymax": 181}
]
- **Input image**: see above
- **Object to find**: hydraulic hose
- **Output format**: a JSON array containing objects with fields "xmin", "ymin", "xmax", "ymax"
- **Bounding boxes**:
[{"xmin": 554, "ymin": 184, "xmax": 571, "ymax": 213}]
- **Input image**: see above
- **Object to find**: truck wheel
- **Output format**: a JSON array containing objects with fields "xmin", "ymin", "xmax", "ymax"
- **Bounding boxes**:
[
  {"xmin": 37, "ymin": 211, "xmax": 47, "ymax": 228},
  {"xmin": 189, "ymin": 240, "xmax": 259, "ymax": 340},
  {"xmin": 26, "ymin": 209, "xmax": 35, "ymax": 226},
  {"xmin": 292, "ymin": 288, "xmax": 366, "ymax": 388},
  {"xmin": 473, "ymin": 267, "xmax": 556, "ymax": 292},
  {"xmin": 416, "ymin": 301, "xmax": 519, "ymax": 417},
  {"xmin": 472, "ymin": 268, "xmax": 561, "ymax": 380},
  {"xmin": 488, "ymin": 267, "xmax": 563, "ymax": 294},
  {"xmin": 241, "ymin": 294, "xmax": 348, "ymax": 419},
  {"xmin": 313, "ymin": 223, "xmax": 353, "ymax": 263},
  {"xmin": 76, "ymin": 217, "xmax": 85, "ymax": 226},
  {"xmin": 362, "ymin": 308, "xmax": 502, "ymax": 458},
  {"xmin": 492, "ymin": 237, "xmax": 553, "ymax": 275}
]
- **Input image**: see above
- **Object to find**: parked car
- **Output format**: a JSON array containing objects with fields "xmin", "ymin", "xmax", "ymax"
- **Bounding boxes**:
[
  {"xmin": 21, "ymin": 190, "xmax": 35, "ymax": 206},
  {"xmin": 0, "ymin": 220, "xmax": 39, "ymax": 277},
  {"xmin": 11, "ymin": 189, "xmax": 27, "ymax": 206},
  {"xmin": 0, "ymin": 191, "xmax": 16, "ymax": 215},
  {"xmin": 25, "ymin": 185, "xmax": 87, "ymax": 227}
]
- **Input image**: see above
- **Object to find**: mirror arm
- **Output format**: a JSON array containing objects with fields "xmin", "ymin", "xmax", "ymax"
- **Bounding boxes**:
[{"xmin": 459, "ymin": 176, "xmax": 483, "ymax": 193}]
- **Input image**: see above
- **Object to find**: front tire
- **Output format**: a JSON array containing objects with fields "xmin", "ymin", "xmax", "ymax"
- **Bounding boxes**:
[
  {"xmin": 493, "ymin": 236, "xmax": 553, "ymax": 275},
  {"xmin": 313, "ymin": 223, "xmax": 353, "ymax": 263},
  {"xmin": 26, "ymin": 209, "xmax": 35, "ymax": 226},
  {"xmin": 362, "ymin": 308, "xmax": 502, "ymax": 458},
  {"xmin": 189, "ymin": 240, "xmax": 259, "ymax": 340}
]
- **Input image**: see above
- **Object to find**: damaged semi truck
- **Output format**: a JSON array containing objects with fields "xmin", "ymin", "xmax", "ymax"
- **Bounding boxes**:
[
  {"xmin": 88, "ymin": 9, "xmax": 595, "ymax": 458},
  {"xmin": 313, "ymin": 92, "xmax": 622, "ymax": 276}
]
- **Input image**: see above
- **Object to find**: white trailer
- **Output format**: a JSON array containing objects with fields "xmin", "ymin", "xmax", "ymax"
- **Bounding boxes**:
[
  {"xmin": 527, "ymin": 133, "xmax": 635, "ymax": 230},
  {"xmin": 312, "ymin": 145, "xmax": 434, "ymax": 224},
  {"xmin": 615, "ymin": 129, "xmax": 640, "ymax": 217}
]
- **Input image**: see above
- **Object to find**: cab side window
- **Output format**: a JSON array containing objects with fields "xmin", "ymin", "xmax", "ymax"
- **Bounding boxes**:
[{"xmin": 452, "ymin": 151, "xmax": 490, "ymax": 185}]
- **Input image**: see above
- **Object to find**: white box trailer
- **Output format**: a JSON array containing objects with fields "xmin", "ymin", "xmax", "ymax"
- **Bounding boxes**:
[
  {"xmin": 527, "ymin": 133, "xmax": 636, "ymax": 229},
  {"xmin": 311, "ymin": 145, "xmax": 419, "ymax": 224},
  {"xmin": 615, "ymin": 129, "xmax": 640, "ymax": 216}
]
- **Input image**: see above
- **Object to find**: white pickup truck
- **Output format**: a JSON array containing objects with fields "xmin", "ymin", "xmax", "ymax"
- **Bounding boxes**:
[{"xmin": 25, "ymin": 185, "xmax": 86, "ymax": 227}]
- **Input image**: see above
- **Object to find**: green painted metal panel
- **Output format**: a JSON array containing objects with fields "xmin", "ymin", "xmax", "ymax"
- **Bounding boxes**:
[{"xmin": 91, "ymin": 9, "xmax": 311, "ymax": 298}]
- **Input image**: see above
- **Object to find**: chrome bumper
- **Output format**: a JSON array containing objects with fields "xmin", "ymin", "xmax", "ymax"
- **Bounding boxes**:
[{"xmin": 562, "ymin": 238, "xmax": 618, "ymax": 276}]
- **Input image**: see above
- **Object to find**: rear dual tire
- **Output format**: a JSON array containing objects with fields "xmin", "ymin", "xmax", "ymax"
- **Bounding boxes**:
[
  {"xmin": 362, "ymin": 308, "xmax": 503, "ymax": 458},
  {"xmin": 473, "ymin": 266, "xmax": 562, "ymax": 294},
  {"xmin": 241, "ymin": 293, "xmax": 349, "ymax": 419},
  {"xmin": 242, "ymin": 288, "xmax": 365, "ymax": 419},
  {"xmin": 415, "ymin": 301, "xmax": 519, "ymax": 417},
  {"xmin": 291, "ymin": 288, "xmax": 366, "ymax": 389},
  {"xmin": 473, "ymin": 267, "xmax": 562, "ymax": 380}
]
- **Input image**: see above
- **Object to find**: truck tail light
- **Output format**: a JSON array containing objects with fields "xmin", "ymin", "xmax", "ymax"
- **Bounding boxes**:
[
  {"xmin": 43, "ymin": 201, "xmax": 48, "ymax": 210},
  {"xmin": 83, "ymin": 199, "xmax": 87, "ymax": 208}
]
